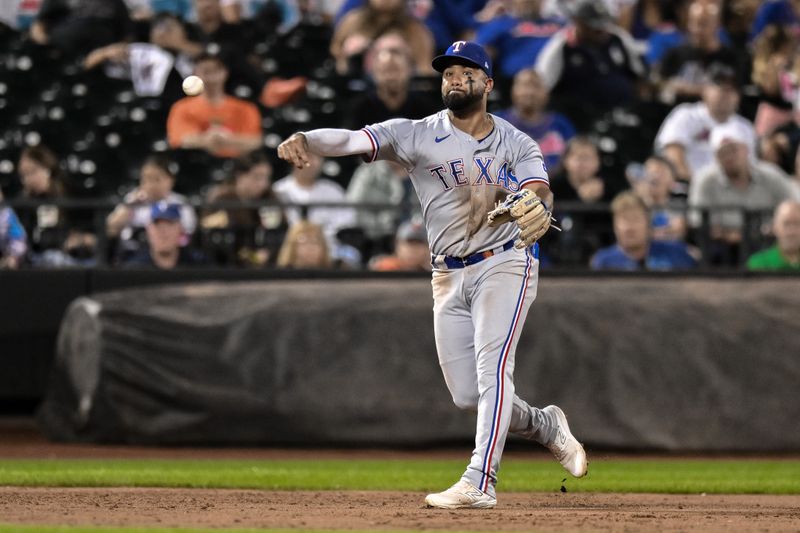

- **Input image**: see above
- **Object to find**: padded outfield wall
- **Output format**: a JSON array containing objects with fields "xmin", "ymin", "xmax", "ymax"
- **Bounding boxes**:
[{"xmin": 20, "ymin": 274, "xmax": 800, "ymax": 451}]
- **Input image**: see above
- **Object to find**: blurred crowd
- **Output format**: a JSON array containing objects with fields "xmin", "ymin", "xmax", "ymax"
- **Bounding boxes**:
[{"xmin": 1, "ymin": 0, "xmax": 800, "ymax": 272}]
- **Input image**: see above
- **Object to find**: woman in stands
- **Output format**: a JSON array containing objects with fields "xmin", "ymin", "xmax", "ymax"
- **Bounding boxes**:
[{"xmin": 201, "ymin": 150, "xmax": 287, "ymax": 267}]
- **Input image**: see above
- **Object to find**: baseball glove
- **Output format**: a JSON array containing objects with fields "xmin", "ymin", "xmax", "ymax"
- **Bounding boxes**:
[{"xmin": 487, "ymin": 189, "xmax": 557, "ymax": 249}]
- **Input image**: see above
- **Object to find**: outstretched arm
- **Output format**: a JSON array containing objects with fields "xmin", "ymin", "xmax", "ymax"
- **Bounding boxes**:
[{"xmin": 277, "ymin": 129, "xmax": 373, "ymax": 169}]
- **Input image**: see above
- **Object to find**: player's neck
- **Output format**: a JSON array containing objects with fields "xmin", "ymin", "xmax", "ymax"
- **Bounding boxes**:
[{"xmin": 448, "ymin": 109, "xmax": 493, "ymax": 139}]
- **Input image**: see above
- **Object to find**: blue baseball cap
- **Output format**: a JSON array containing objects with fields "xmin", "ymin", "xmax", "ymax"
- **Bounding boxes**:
[
  {"xmin": 432, "ymin": 41, "xmax": 492, "ymax": 78},
  {"xmin": 150, "ymin": 201, "xmax": 182, "ymax": 222}
]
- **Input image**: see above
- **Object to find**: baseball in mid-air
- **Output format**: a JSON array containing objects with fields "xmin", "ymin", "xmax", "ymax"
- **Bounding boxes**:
[{"xmin": 182, "ymin": 75, "xmax": 204, "ymax": 96}]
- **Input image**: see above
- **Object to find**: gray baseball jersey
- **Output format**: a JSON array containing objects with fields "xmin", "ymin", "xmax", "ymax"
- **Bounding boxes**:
[{"xmin": 363, "ymin": 110, "xmax": 549, "ymax": 257}]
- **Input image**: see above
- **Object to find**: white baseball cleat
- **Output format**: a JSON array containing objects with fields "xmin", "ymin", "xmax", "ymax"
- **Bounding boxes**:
[
  {"xmin": 424, "ymin": 480, "xmax": 497, "ymax": 509},
  {"xmin": 543, "ymin": 405, "xmax": 588, "ymax": 478}
]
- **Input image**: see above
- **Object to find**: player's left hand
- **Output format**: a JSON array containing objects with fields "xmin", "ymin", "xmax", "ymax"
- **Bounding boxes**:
[
  {"xmin": 277, "ymin": 133, "xmax": 311, "ymax": 169},
  {"xmin": 487, "ymin": 189, "xmax": 557, "ymax": 249}
]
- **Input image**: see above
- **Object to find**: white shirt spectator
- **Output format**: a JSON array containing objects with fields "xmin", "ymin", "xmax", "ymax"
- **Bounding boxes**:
[
  {"xmin": 655, "ymin": 102, "xmax": 757, "ymax": 178},
  {"xmin": 689, "ymin": 160, "xmax": 799, "ymax": 230},
  {"xmin": 273, "ymin": 174, "xmax": 358, "ymax": 256}
]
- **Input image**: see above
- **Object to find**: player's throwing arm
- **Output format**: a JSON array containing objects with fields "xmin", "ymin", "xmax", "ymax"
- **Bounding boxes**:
[{"xmin": 277, "ymin": 130, "xmax": 373, "ymax": 169}]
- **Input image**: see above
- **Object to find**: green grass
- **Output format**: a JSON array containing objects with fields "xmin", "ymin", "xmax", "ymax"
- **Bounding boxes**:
[
  {"xmin": 0, "ymin": 458, "xmax": 799, "ymax": 494},
  {"xmin": 0, "ymin": 528, "xmax": 490, "ymax": 533}
]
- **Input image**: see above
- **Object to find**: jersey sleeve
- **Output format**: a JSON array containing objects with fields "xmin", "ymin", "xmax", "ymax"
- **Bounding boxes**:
[
  {"xmin": 362, "ymin": 118, "xmax": 416, "ymax": 169},
  {"xmin": 515, "ymin": 135, "xmax": 550, "ymax": 189}
]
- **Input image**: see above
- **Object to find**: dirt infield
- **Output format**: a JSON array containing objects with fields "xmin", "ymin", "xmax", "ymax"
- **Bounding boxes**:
[
  {"xmin": 2, "ymin": 422, "xmax": 800, "ymax": 532},
  {"xmin": 1, "ymin": 487, "xmax": 799, "ymax": 532}
]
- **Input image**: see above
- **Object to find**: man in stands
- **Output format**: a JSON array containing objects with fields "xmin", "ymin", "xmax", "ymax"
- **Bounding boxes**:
[{"xmin": 167, "ymin": 51, "xmax": 262, "ymax": 159}]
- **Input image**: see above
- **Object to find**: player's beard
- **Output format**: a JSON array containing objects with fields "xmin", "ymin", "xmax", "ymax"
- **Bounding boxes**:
[{"xmin": 443, "ymin": 88, "xmax": 483, "ymax": 113}]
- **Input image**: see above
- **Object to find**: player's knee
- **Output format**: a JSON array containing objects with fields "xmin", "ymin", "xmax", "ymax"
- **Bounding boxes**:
[{"xmin": 452, "ymin": 392, "xmax": 479, "ymax": 412}]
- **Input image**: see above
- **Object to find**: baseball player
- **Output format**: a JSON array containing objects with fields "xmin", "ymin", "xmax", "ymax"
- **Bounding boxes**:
[{"xmin": 278, "ymin": 41, "xmax": 587, "ymax": 509}]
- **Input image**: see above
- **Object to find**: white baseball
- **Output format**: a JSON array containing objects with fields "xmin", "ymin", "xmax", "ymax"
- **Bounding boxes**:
[{"xmin": 182, "ymin": 75, "xmax": 204, "ymax": 96}]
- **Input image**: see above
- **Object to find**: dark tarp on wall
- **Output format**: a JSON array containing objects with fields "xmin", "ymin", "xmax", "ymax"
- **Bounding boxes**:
[{"xmin": 37, "ymin": 278, "xmax": 800, "ymax": 451}]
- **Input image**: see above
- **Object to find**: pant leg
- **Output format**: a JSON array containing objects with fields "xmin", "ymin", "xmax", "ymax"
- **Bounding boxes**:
[
  {"xmin": 461, "ymin": 247, "xmax": 540, "ymax": 496},
  {"xmin": 432, "ymin": 268, "xmax": 480, "ymax": 411}
]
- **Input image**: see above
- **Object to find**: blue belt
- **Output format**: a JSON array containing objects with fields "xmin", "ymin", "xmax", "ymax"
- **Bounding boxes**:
[{"xmin": 432, "ymin": 240, "xmax": 538, "ymax": 269}]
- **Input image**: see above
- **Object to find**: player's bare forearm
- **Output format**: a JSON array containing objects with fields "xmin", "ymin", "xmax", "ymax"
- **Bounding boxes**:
[
  {"xmin": 277, "ymin": 129, "xmax": 372, "ymax": 169},
  {"xmin": 523, "ymin": 182, "xmax": 554, "ymax": 212}
]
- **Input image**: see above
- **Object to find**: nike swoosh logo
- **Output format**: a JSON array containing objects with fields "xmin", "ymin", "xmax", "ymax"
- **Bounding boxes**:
[{"xmin": 435, "ymin": 134, "xmax": 451, "ymax": 143}]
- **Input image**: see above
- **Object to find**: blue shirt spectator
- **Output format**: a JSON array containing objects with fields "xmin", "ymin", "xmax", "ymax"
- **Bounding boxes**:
[
  {"xmin": 590, "ymin": 190, "xmax": 697, "ymax": 271},
  {"xmin": 475, "ymin": 0, "xmax": 564, "ymax": 79},
  {"xmin": 335, "ymin": 0, "xmax": 481, "ymax": 52},
  {"xmin": 591, "ymin": 240, "xmax": 697, "ymax": 270},
  {"xmin": 0, "ymin": 203, "xmax": 27, "ymax": 269},
  {"xmin": 751, "ymin": 0, "xmax": 800, "ymax": 41},
  {"xmin": 494, "ymin": 68, "xmax": 575, "ymax": 171}
]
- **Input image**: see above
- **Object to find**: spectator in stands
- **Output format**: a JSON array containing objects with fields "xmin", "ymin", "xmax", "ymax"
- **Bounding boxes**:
[
  {"xmin": 125, "ymin": 0, "xmax": 193, "ymax": 21},
  {"xmin": 15, "ymin": 145, "xmax": 67, "ymax": 256},
  {"xmin": 201, "ymin": 150, "xmax": 286, "ymax": 266},
  {"xmin": 369, "ymin": 218, "xmax": 431, "ymax": 272},
  {"xmin": 494, "ymin": 68, "xmax": 576, "ymax": 172},
  {"xmin": 218, "ymin": 0, "xmax": 299, "ymax": 34},
  {"xmin": 275, "ymin": 220, "xmax": 332, "ymax": 269},
  {"xmin": 750, "ymin": 24, "xmax": 798, "ymax": 136},
  {"xmin": 591, "ymin": 191, "xmax": 697, "ymax": 270},
  {"xmin": 83, "ymin": 15, "xmax": 192, "ymax": 103},
  {"xmin": 30, "ymin": 0, "xmax": 132, "ymax": 57},
  {"xmin": 0, "ymin": 188, "xmax": 27, "ymax": 269},
  {"xmin": 106, "ymin": 154, "xmax": 196, "ymax": 258},
  {"xmin": 534, "ymin": 0, "xmax": 646, "ymax": 130},
  {"xmin": 330, "ymin": 0, "xmax": 435, "ymax": 76},
  {"xmin": 643, "ymin": 0, "xmax": 689, "ymax": 66},
  {"xmin": 629, "ymin": 154, "xmax": 689, "ymax": 241},
  {"xmin": 273, "ymin": 153, "xmax": 360, "ymax": 267},
  {"xmin": 550, "ymin": 136, "xmax": 620, "ymax": 203},
  {"xmin": 474, "ymin": 0, "xmax": 565, "ymax": 80},
  {"xmin": 336, "ymin": 0, "xmax": 479, "ymax": 52},
  {"xmin": 0, "ymin": 0, "xmax": 42, "ymax": 31},
  {"xmin": 654, "ymin": 63, "xmax": 755, "ymax": 182},
  {"xmin": 545, "ymin": 136, "xmax": 618, "ymax": 265},
  {"xmin": 751, "ymin": 0, "xmax": 800, "ymax": 41},
  {"xmin": 166, "ymin": 52, "xmax": 262, "ymax": 158},
  {"xmin": 346, "ymin": 160, "xmax": 420, "ymax": 255},
  {"xmin": 123, "ymin": 202, "xmax": 206, "ymax": 268},
  {"xmin": 689, "ymin": 120, "xmax": 799, "ymax": 262},
  {"xmin": 654, "ymin": 0, "xmax": 743, "ymax": 105},
  {"xmin": 344, "ymin": 32, "xmax": 439, "ymax": 130},
  {"xmin": 747, "ymin": 199, "xmax": 800, "ymax": 270}
]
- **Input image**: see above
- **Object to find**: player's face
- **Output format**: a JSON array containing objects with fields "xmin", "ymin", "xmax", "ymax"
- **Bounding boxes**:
[
  {"xmin": 774, "ymin": 203, "xmax": 800, "ymax": 252},
  {"xmin": 441, "ymin": 64, "xmax": 491, "ymax": 112},
  {"xmin": 614, "ymin": 208, "xmax": 650, "ymax": 251}
]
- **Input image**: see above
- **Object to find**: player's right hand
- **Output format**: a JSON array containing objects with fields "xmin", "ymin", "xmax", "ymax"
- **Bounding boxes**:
[{"xmin": 277, "ymin": 133, "xmax": 311, "ymax": 169}]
